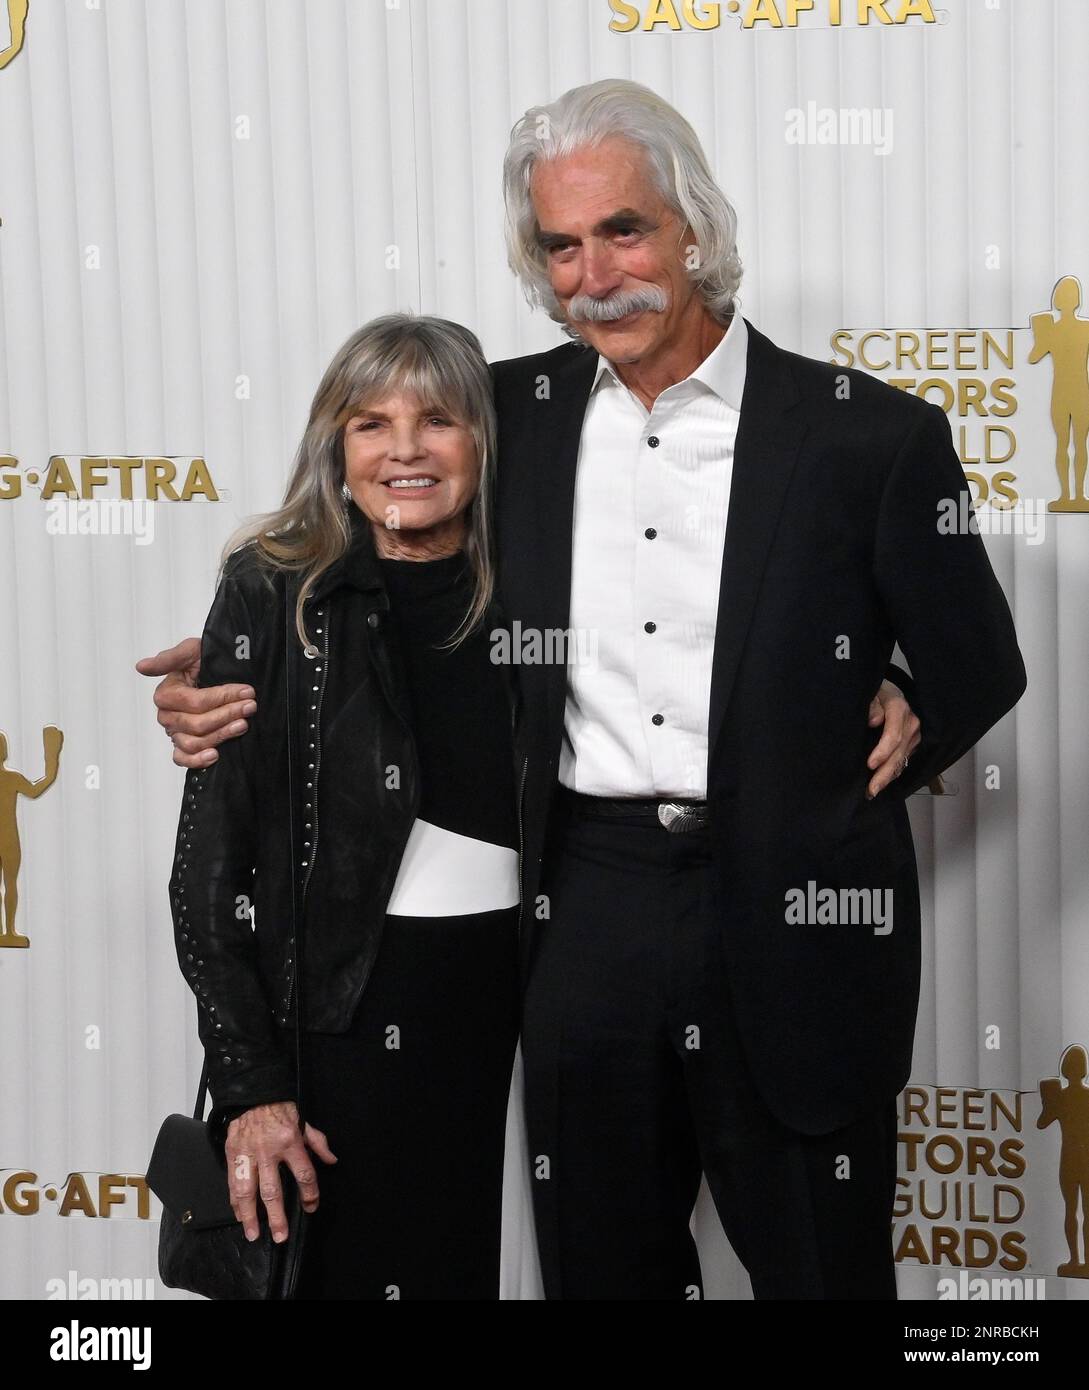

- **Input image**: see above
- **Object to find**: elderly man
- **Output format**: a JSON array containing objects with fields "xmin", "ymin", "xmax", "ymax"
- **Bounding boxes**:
[{"xmin": 139, "ymin": 79, "xmax": 1025, "ymax": 1299}]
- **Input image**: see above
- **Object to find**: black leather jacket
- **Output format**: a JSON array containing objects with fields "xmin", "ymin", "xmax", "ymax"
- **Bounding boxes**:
[{"xmin": 168, "ymin": 507, "xmax": 522, "ymax": 1136}]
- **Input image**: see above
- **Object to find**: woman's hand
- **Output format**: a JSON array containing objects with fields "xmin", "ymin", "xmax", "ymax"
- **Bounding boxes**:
[{"xmin": 225, "ymin": 1101, "xmax": 337, "ymax": 1243}]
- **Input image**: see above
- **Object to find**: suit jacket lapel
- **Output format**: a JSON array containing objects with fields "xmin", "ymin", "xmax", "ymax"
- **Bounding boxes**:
[
  {"xmin": 707, "ymin": 319, "xmax": 808, "ymax": 767},
  {"xmin": 530, "ymin": 343, "xmax": 598, "ymax": 735}
]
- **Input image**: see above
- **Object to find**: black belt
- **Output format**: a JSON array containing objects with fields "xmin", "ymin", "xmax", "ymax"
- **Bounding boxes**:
[{"xmin": 560, "ymin": 788, "xmax": 711, "ymax": 834}]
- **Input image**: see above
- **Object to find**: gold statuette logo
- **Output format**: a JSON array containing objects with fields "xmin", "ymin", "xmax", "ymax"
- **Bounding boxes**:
[
  {"xmin": 1037, "ymin": 1044, "xmax": 1089, "ymax": 1277},
  {"xmin": 0, "ymin": 0, "xmax": 28, "ymax": 71},
  {"xmin": 1028, "ymin": 277, "xmax": 1089, "ymax": 512},
  {"xmin": 0, "ymin": 724, "xmax": 62, "ymax": 947}
]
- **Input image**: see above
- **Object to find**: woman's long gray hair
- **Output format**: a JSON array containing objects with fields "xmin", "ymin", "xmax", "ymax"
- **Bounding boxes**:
[
  {"xmin": 502, "ymin": 78, "xmax": 743, "ymax": 338},
  {"xmin": 220, "ymin": 313, "xmax": 497, "ymax": 650}
]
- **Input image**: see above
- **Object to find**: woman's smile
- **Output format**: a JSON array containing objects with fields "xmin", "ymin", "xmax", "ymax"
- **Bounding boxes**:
[{"xmin": 383, "ymin": 475, "xmax": 440, "ymax": 491}]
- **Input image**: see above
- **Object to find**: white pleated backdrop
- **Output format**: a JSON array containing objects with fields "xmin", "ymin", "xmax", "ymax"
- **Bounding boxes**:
[{"xmin": 0, "ymin": 0, "xmax": 1086, "ymax": 1301}]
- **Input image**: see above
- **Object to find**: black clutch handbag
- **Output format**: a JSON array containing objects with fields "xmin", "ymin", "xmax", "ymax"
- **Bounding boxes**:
[
  {"xmin": 146, "ymin": 1065, "xmax": 308, "ymax": 1300},
  {"xmin": 147, "ymin": 574, "xmax": 310, "ymax": 1300}
]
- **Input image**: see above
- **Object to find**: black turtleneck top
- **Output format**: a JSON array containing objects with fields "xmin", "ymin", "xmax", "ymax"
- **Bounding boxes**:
[{"xmin": 377, "ymin": 549, "xmax": 516, "ymax": 853}]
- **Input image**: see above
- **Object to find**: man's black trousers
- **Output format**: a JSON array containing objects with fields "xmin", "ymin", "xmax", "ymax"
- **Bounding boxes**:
[{"xmin": 521, "ymin": 789, "xmax": 900, "ymax": 1300}]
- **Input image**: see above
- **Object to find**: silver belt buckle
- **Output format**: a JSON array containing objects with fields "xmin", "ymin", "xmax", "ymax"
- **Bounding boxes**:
[{"xmin": 657, "ymin": 801, "xmax": 703, "ymax": 833}]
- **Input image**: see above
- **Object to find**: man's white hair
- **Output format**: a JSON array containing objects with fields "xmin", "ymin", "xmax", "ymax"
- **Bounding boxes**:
[{"xmin": 502, "ymin": 78, "xmax": 743, "ymax": 339}]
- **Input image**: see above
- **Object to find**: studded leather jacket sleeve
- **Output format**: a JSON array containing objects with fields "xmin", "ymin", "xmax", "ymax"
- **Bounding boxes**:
[{"xmin": 168, "ymin": 551, "xmax": 296, "ymax": 1138}]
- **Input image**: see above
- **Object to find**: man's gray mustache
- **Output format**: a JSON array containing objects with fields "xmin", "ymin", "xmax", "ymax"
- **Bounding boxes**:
[{"xmin": 569, "ymin": 288, "xmax": 669, "ymax": 322}]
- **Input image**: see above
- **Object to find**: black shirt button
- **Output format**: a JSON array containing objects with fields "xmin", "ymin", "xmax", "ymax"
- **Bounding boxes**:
[
  {"xmin": 644, "ymin": 621, "xmax": 656, "ymax": 633},
  {"xmin": 367, "ymin": 612, "xmax": 380, "ymax": 628},
  {"xmin": 651, "ymin": 713, "xmax": 664, "ymax": 726},
  {"xmin": 644, "ymin": 527, "xmax": 657, "ymax": 540},
  {"xmin": 647, "ymin": 436, "xmax": 660, "ymax": 448}
]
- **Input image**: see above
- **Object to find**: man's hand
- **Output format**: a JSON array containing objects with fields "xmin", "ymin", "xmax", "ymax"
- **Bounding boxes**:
[
  {"xmin": 134, "ymin": 638, "xmax": 256, "ymax": 769},
  {"xmin": 865, "ymin": 679, "xmax": 921, "ymax": 799},
  {"xmin": 225, "ymin": 1101, "xmax": 337, "ymax": 1243}
]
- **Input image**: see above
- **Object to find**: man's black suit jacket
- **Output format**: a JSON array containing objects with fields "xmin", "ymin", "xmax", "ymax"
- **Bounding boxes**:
[{"xmin": 490, "ymin": 317, "xmax": 1027, "ymax": 1135}]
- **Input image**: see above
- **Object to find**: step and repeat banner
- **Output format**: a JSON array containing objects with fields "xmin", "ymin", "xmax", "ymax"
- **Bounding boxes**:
[{"xmin": 1, "ymin": 0, "xmax": 1086, "ymax": 1305}]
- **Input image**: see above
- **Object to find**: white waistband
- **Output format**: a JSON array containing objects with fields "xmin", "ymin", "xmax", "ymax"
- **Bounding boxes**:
[{"xmin": 384, "ymin": 817, "xmax": 520, "ymax": 918}]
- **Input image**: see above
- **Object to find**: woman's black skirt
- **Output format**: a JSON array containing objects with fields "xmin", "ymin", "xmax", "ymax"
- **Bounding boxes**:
[{"xmin": 292, "ymin": 905, "xmax": 520, "ymax": 1300}]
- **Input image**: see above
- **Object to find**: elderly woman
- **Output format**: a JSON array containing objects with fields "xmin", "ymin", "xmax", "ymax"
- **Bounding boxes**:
[{"xmin": 166, "ymin": 314, "xmax": 523, "ymax": 1299}]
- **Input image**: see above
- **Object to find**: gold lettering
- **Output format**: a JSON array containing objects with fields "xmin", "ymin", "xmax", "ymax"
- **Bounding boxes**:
[
  {"xmin": 145, "ymin": 458, "xmax": 181, "ymax": 501},
  {"xmin": 179, "ymin": 457, "xmax": 219, "ymax": 502},
  {"xmin": 607, "ymin": 0, "xmax": 641, "ymax": 29}
]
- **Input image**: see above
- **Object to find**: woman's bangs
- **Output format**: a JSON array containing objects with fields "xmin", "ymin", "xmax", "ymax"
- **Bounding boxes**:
[{"xmin": 340, "ymin": 344, "xmax": 470, "ymax": 428}]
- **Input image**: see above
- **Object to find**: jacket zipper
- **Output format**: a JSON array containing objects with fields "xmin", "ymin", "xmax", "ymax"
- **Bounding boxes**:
[
  {"xmin": 286, "ymin": 604, "xmax": 330, "ymax": 1018},
  {"xmin": 511, "ymin": 686, "xmax": 528, "ymax": 925}
]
